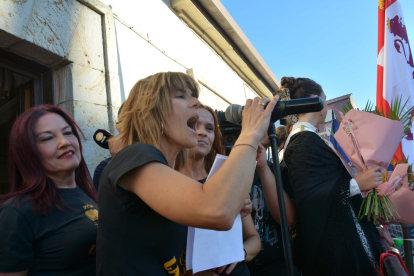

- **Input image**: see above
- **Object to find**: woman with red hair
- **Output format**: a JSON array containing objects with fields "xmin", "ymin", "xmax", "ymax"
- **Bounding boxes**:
[{"xmin": 0, "ymin": 105, "xmax": 98, "ymax": 276}]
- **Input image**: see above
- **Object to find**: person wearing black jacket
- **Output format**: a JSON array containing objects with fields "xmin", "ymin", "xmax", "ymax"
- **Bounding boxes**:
[{"xmin": 281, "ymin": 76, "xmax": 384, "ymax": 276}]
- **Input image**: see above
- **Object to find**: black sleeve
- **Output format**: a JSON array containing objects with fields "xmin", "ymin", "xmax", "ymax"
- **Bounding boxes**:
[
  {"xmin": 93, "ymin": 157, "xmax": 111, "ymax": 190},
  {"xmin": 105, "ymin": 143, "xmax": 169, "ymax": 189},
  {"xmin": 0, "ymin": 205, "xmax": 34, "ymax": 272}
]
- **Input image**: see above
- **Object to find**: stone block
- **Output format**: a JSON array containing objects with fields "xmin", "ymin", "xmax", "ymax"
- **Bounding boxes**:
[
  {"xmin": 82, "ymin": 140, "xmax": 111, "ymax": 177},
  {"xmin": 110, "ymin": 104, "xmax": 121, "ymax": 129},
  {"xmin": 72, "ymin": 64, "xmax": 107, "ymax": 106},
  {"xmin": 107, "ymin": 72, "xmax": 121, "ymax": 108},
  {"xmin": 72, "ymin": 100, "xmax": 109, "ymax": 143},
  {"xmin": 66, "ymin": 4, "xmax": 105, "ymax": 71},
  {"xmin": 57, "ymin": 100, "xmax": 74, "ymax": 118},
  {"xmin": 0, "ymin": 0, "xmax": 35, "ymax": 41},
  {"xmin": 54, "ymin": 64, "xmax": 74, "ymax": 105},
  {"xmin": 76, "ymin": 0, "xmax": 109, "ymax": 14},
  {"xmin": 54, "ymin": 63, "xmax": 107, "ymax": 106},
  {"xmin": 24, "ymin": 0, "xmax": 82, "ymax": 57},
  {"xmin": 102, "ymin": 8, "xmax": 118, "ymax": 75}
]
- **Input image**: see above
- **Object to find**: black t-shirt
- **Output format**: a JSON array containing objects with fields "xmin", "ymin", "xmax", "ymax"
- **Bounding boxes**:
[
  {"xmin": 93, "ymin": 157, "xmax": 112, "ymax": 190},
  {"xmin": 97, "ymin": 143, "xmax": 187, "ymax": 275},
  {"xmin": 197, "ymin": 178, "xmax": 250, "ymax": 276},
  {"xmin": 0, "ymin": 186, "xmax": 98, "ymax": 275}
]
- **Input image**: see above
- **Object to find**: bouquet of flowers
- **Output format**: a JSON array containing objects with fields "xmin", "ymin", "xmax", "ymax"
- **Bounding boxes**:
[{"xmin": 332, "ymin": 97, "xmax": 414, "ymax": 224}]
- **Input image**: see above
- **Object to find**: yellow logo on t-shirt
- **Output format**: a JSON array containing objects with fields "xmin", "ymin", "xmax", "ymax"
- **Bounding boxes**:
[
  {"xmin": 163, "ymin": 248, "xmax": 186, "ymax": 276},
  {"xmin": 83, "ymin": 205, "xmax": 98, "ymax": 227}
]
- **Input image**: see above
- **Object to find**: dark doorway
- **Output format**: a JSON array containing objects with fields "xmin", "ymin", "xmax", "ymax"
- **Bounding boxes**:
[{"xmin": 0, "ymin": 49, "xmax": 53, "ymax": 195}]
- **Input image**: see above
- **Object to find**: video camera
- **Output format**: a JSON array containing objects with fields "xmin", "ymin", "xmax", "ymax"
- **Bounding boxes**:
[{"xmin": 215, "ymin": 110, "xmax": 241, "ymax": 155}]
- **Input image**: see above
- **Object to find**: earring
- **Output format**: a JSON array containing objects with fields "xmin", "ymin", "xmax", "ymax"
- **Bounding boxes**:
[
  {"xmin": 320, "ymin": 111, "xmax": 323, "ymax": 116},
  {"xmin": 161, "ymin": 122, "xmax": 164, "ymax": 135}
]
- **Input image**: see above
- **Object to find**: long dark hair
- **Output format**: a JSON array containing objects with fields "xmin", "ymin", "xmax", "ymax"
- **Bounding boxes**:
[
  {"xmin": 200, "ymin": 105, "xmax": 225, "ymax": 173},
  {"xmin": 0, "ymin": 105, "xmax": 97, "ymax": 214}
]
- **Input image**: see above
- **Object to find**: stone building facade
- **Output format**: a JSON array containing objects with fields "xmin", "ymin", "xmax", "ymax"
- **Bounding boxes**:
[{"xmin": 0, "ymin": 0, "xmax": 279, "ymax": 194}]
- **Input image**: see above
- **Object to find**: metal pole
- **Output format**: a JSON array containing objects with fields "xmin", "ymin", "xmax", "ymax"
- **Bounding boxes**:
[
  {"xmin": 267, "ymin": 124, "xmax": 294, "ymax": 276},
  {"xmin": 402, "ymin": 223, "xmax": 413, "ymax": 276}
]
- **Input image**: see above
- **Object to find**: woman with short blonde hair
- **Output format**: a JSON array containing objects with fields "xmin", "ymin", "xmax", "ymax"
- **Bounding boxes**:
[{"xmin": 97, "ymin": 71, "xmax": 279, "ymax": 275}]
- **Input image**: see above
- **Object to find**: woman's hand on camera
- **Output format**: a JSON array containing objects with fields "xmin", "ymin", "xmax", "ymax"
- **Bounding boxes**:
[
  {"xmin": 240, "ymin": 96, "xmax": 279, "ymax": 144},
  {"xmin": 354, "ymin": 166, "xmax": 383, "ymax": 191}
]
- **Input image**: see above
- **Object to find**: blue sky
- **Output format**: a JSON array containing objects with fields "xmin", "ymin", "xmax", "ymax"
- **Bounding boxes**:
[{"xmin": 221, "ymin": 0, "xmax": 414, "ymax": 108}]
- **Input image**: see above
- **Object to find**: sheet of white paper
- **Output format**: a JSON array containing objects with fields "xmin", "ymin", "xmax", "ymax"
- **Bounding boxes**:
[
  {"xmin": 206, "ymin": 154, "xmax": 228, "ymax": 180},
  {"xmin": 185, "ymin": 154, "xmax": 245, "ymax": 274},
  {"xmin": 186, "ymin": 226, "xmax": 195, "ymax": 270},
  {"xmin": 192, "ymin": 214, "xmax": 243, "ymax": 273}
]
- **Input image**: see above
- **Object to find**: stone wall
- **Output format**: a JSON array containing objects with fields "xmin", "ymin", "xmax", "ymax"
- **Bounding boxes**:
[{"xmin": 0, "ymin": 0, "xmax": 120, "ymax": 175}]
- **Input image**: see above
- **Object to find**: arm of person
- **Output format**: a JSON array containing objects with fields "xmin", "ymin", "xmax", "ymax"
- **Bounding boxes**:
[
  {"xmin": 120, "ymin": 97, "xmax": 280, "ymax": 231},
  {"xmin": 120, "ymin": 138, "xmax": 257, "ymax": 230},
  {"xmin": 0, "ymin": 271, "xmax": 29, "ymax": 276},
  {"xmin": 255, "ymin": 144, "xmax": 296, "ymax": 226},
  {"xmin": 241, "ymin": 214, "xmax": 261, "ymax": 262}
]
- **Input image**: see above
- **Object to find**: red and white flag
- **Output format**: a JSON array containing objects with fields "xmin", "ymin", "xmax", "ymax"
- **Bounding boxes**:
[{"xmin": 377, "ymin": 0, "xmax": 414, "ymax": 163}]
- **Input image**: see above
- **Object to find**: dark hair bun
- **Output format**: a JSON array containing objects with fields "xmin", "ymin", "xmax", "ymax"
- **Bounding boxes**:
[
  {"xmin": 281, "ymin": 76, "xmax": 302, "ymax": 96},
  {"xmin": 281, "ymin": 77, "xmax": 295, "ymax": 88}
]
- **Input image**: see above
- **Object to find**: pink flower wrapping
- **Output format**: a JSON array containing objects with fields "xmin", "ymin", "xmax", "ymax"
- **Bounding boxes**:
[
  {"xmin": 334, "ymin": 109, "xmax": 404, "ymax": 173},
  {"xmin": 332, "ymin": 108, "xmax": 409, "ymax": 223},
  {"xmin": 383, "ymin": 164, "xmax": 414, "ymax": 225}
]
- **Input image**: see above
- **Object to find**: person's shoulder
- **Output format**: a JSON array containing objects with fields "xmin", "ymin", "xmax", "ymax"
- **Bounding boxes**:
[
  {"xmin": 118, "ymin": 143, "xmax": 164, "ymax": 158},
  {"xmin": 290, "ymin": 130, "xmax": 320, "ymax": 141},
  {"xmin": 102, "ymin": 143, "xmax": 169, "ymax": 188},
  {"xmin": 95, "ymin": 157, "xmax": 112, "ymax": 171},
  {"xmin": 285, "ymin": 131, "xmax": 326, "ymax": 159},
  {"xmin": 0, "ymin": 195, "xmax": 34, "ymax": 218},
  {"xmin": 114, "ymin": 143, "xmax": 167, "ymax": 165},
  {"xmin": 288, "ymin": 131, "xmax": 324, "ymax": 148}
]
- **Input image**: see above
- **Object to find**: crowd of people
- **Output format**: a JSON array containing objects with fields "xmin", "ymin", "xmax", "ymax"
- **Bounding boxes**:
[{"xmin": 0, "ymin": 72, "xmax": 396, "ymax": 276}]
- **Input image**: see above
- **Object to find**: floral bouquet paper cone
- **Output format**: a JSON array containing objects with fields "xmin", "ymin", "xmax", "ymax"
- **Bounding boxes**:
[
  {"xmin": 331, "ymin": 98, "xmax": 414, "ymax": 223},
  {"xmin": 333, "ymin": 109, "xmax": 403, "ymax": 223}
]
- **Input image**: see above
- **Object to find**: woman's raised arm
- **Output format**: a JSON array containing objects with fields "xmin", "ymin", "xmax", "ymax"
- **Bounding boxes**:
[{"xmin": 119, "ymin": 96, "xmax": 280, "ymax": 230}]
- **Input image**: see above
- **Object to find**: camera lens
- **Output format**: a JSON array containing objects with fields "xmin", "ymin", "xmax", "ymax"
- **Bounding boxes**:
[{"xmin": 224, "ymin": 135, "xmax": 236, "ymax": 145}]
